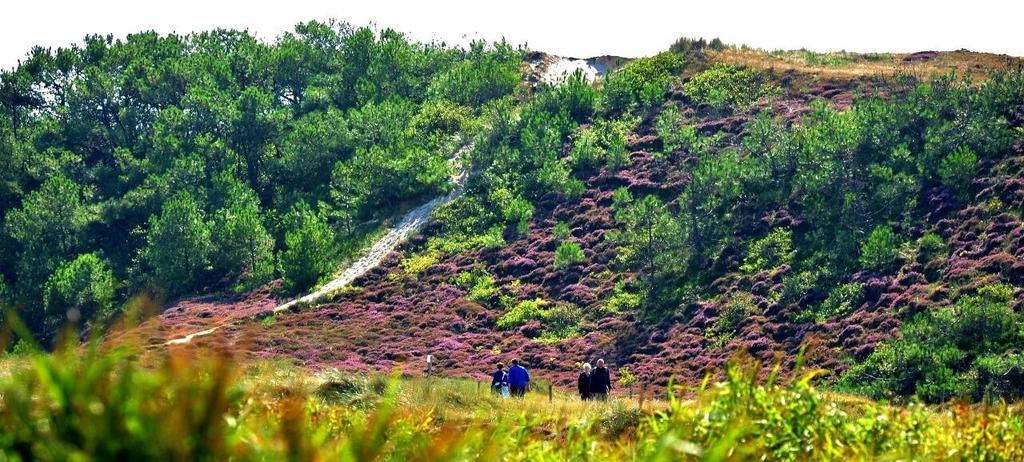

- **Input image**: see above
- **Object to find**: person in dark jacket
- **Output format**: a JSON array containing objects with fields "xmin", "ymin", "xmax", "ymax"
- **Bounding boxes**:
[
  {"xmin": 491, "ymin": 362, "xmax": 508, "ymax": 394},
  {"xmin": 577, "ymin": 363, "xmax": 592, "ymax": 400},
  {"xmin": 507, "ymin": 358, "xmax": 530, "ymax": 397},
  {"xmin": 590, "ymin": 358, "xmax": 612, "ymax": 400}
]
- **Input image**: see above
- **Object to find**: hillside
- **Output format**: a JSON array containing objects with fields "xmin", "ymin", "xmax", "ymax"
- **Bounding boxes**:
[
  {"xmin": 145, "ymin": 49, "xmax": 1024, "ymax": 400},
  {"xmin": 4, "ymin": 26, "xmax": 1024, "ymax": 404}
]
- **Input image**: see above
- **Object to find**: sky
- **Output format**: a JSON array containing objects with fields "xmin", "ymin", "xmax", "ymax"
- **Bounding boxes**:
[{"xmin": 2, "ymin": 0, "xmax": 1022, "ymax": 70}]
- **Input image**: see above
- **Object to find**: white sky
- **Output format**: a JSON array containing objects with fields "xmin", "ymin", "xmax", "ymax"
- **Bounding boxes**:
[{"xmin": 2, "ymin": 0, "xmax": 1022, "ymax": 70}]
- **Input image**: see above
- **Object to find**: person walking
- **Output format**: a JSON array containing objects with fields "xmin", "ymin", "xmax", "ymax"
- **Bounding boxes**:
[
  {"xmin": 491, "ymin": 362, "xmax": 509, "ymax": 397},
  {"xmin": 507, "ymin": 358, "xmax": 530, "ymax": 398},
  {"xmin": 590, "ymin": 358, "xmax": 612, "ymax": 401},
  {"xmin": 577, "ymin": 363, "xmax": 592, "ymax": 401}
]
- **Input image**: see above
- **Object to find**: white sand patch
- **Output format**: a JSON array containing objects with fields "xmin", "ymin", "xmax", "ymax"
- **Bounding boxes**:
[{"xmin": 538, "ymin": 57, "xmax": 602, "ymax": 84}]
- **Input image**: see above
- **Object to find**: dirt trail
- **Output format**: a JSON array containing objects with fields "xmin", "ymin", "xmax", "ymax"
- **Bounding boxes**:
[{"xmin": 164, "ymin": 143, "xmax": 471, "ymax": 346}]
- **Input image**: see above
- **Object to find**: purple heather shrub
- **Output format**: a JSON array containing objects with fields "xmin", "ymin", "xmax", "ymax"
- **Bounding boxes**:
[{"xmin": 559, "ymin": 283, "xmax": 597, "ymax": 306}]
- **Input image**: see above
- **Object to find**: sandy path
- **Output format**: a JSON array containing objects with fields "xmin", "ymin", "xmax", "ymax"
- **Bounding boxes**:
[
  {"xmin": 533, "ymin": 55, "xmax": 604, "ymax": 85},
  {"xmin": 164, "ymin": 143, "xmax": 471, "ymax": 346}
]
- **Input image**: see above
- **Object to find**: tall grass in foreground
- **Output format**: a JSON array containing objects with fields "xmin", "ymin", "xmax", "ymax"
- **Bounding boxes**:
[{"xmin": 1, "ymin": 339, "xmax": 1023, "ymax": 461}]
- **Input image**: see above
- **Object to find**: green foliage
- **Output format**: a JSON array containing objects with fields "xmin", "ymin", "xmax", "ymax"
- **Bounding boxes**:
[
  {"xmin": 669, "ymin": 36, "xmax": 727, "ymax": 55},
  {"xmin": 211, "ymin": 178, "xmax": 275, "ymax": 292},
  {"xmin": 538, "ymin": 303, "xmax": 583, "ymax": 341},
  {"xmin": 451, "ymin": 268, "xmax": 497, "ymax": 303},
  {"xmin": 554, "ymin": 241, "xmax": 585, "ymax": 268},
  {"xmin": 42, "ymin": 253, "xmax": 116, "ymax": 331},
  {"xmin": 545, "ymin": 69, "xmax": 598, "ymax": 122},
  {"xmin": 655, "ymin": 106, "xmax": 696, "ymax": 154},
  {"xmin": 279, "ymin": 204, "xmax": 335, "ymax": 293},
  {"xmin": 607, "ymin": 189, "xmax": 683, "ymax": 313},
  {"xmin": 843, "ymin": 284, "xmax": 1024, "ymax": 403},
  {"xmin": 806, "ymin": 282, "xmax": 865, "ymax": 322},
  {"xmin": 859, "ymin": 226, "xmax": 902, "ymax": 272},
  {"xmin": 143, "ymin": 192, "xmax": 212, "ymax": 294},
  {"xmin": 603, "ymin": 280, "xmax": 643, "ymax": 313},
  {"xmin": 3, "ymin": 176, "xmax": 92, "ymax": 310},
  {"xmin": 399, "ymin": 250, "xmax": 440, "ymax": 276},
  {"xmin": 682, "ymin": 63, "xmax": 779, "ymax": 112},
  {"xmin": 502, "ymin": 196, "xmax": 534, "ymax": 235},
  {"xmin": 551, "ymin": 222, "xmax": 571, "ymax": 240},
  {"xmin": 917, "ymin": 232, "xmax": 948, "ymax": 262},
  {"xmin": 426, "ymin": 41, "xmax": 521, "ymax": 106},
  {"xmin": 603, "ymin": 52, "xmax": 685, "ymax": 113},
  {"xmin": 708, "ymin": 292, "xmax": 757, "ymax": 344},
  {"xmin": 496, "ymin": 297, "xmax": 548, "ymax": 330},
  {"xmin": 938, "ymin": 146, "xmax": 978, "ymax": 197},
  {"xmin": 777, "ymin": 270, "xmax": 819, "ymax": 306},
  {"xmin": 331, "ymin": 141, "xmax": 451, "ymax": 217},
  {"xmin": 740, "ymin": 228, "xmax": 795, "ymax": 273}
]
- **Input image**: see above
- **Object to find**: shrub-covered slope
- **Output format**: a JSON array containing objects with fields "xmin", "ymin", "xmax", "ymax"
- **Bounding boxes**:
[{"xmin": 140, "ymin": 46, "xmax": 1024, "ymax": 403}]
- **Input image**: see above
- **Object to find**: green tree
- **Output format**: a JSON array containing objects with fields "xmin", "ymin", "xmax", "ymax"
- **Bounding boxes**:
[
  {"xmin": 938, "ymin": 146, "xmax": 977, "ymax": 198},
  {"xmin": 554, "ymin": 241, "xmax": 585, "ymax": 268},
  {"xmin": 608, "ymin": 188, "xmax": 683, "ymax": 312},
  {"xmin": 3, "ymin": 176, "xmax": 91, "ymax": 316},
  {"xmin": 212, "ymin": 179, "xmax": 275, "ymax": 293},
  {"xmin": 42, "ymin": 253, "xmax": 116, "ymax": 332},
  {"xmin": 144, "ymin": 192, "xmax": 212, "ymax": 293},
  {"xmin": 279, "ymin": 204, "xmax": 335, "ymax": 292},
  {"xmin": 859, "ymin": 226, "xmax": 901, "ymax": 272}
]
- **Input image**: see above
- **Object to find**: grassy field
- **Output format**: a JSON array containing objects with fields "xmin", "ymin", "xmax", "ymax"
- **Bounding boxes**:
[{"xmin": 2, "ymin": 338, "xmax": 1023, "ymax": 461}]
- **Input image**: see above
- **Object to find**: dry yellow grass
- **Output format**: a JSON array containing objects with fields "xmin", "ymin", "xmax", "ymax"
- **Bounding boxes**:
[{"xmin": 712, "ymin": 47, "xmax": 1024, "ymax": 81}]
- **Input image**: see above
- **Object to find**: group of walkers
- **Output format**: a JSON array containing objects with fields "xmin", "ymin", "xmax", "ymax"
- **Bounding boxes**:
[
  {"xmin": 490, "ymin": 358, "xmax": 613, "ymax": 401},
  {"xmin": 576, "ymin": 359, "xmax": 612, "ymax": 401}
]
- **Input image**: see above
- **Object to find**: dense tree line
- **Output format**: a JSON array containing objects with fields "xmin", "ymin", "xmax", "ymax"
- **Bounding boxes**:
[{"xmin": 0, "ymin": 21, "xmax": 521, "ymax": 340}]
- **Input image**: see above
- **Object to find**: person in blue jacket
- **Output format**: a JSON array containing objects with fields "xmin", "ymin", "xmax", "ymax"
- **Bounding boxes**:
[
  {"xmin": 491, "ymin": 362, "xmax": 509, "ymax": 395},
  {"xmin": 507, "ymin": 358, "xmax": 530, "ymax": 397}
]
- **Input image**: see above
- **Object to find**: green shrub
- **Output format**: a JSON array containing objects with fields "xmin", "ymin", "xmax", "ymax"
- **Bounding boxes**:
[
  {"xmin": 917, "ymin": 232, "xmax": 948, "ymax": 262},
  {"xmin": 554, "ymin": 241, "xmax": 585, "ymax": 268},
  {"xmin": 602, "ymin": 52, "xmax": 685, "ymax": 112},
  {"xmin": 938, "ymin": 146, "xmax": 977, "ymax": 197},
  {"xmin": 400, "ymin": 250, "xmax": 440, "ymax": 275},
  {"xmin": 842, "ymin": 283, "xmax": 1024, "ymax": 402},
  {"xmin": 539, "ymin": 303, "xmax": 583, "ymax": 341},
  {"xmin": 279, "ymin": 205, "xmax": 336, "ymax": 292},
  {"xmin": 570, "ymin": 127, "xmax": 603, "ymax": 170},
  {"xmin": 451, "ymin": 268, "xmax": 497, "ymax": 303},
  {"xmin": 42, "ymin": 253, "xmax": 117, "ymax": 329},
  {"xmin": 426, "ymin": 41, "xmax": 521, "ymax": 106},
  {"xmin": 815, "ymin": 282, "xmax": 865, "ymax": 321},
  {"xmin": 503, "ymin": 196, "xmax": 533, "ymax": 235},
  {"xmin": 409, "ymin": 100, "xmax": 472, "ymax": 137},
  {"xmin": 740, "ymin": 228, "xmax": 795, "ymax": 273},
  {"xmin": 570, "ymin": 117, "xmax": 633, "ymax": 171},
  {"xmin": 496, "ymin": 297, "xmax": 548, "ymax": 329},
  {"xmin": 859, "ymin": 226, "xmax": 901, "ymax": 272},
  {"xmin": 708, "ymin": 292, "xmax": 757, "ymax": 343},
  {"xmin": 548, "ymin": 68, "xmax": 598, "ymax": 122},
  {"xmin": 682, "ymin": 63, "xmax": 778, "ymax": 112},
  {"xmin": 604, "ymin": 280, "xmax": 643, "ymax": 313},
  {"xmin": 655, "ymin": 106, "xmax": 701, "ymax": 154},
  {"xmin": 773, "ymin": 270, "xmax": 818, "ymax": 306},
  {"xmin": 669, "ymin": 36, "xmax": 727, "ymax": 55},
  {"xmin": 211, "ymin": 183, "xmax": 275, "ymax": 293},
  {"xmin": 552, "ymin": 222, "xmax": 571, "ymax": 240}
]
